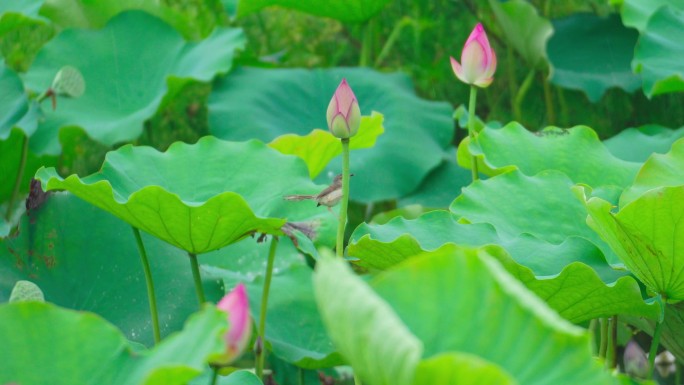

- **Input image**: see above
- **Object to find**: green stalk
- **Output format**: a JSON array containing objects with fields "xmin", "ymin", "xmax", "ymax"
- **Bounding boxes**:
[
  {"xmin": 256, "ymin": 237, "xmax": 279, "ymax": 379},
  {"xmin": 298, "ymin": 367, "xmax": 305, "ymax": 385},
  {"xmin": 467, "ymin": 86, "xmax": 479, "ymax": 182},
  {"xmin": 513, "ymin": 69, "xmax": 536, "ymax": 124},
  {"xmin": 649, "ymin": 315, "xmax": 665, "ymax": 379},
  {"xmin": 5, "ymin": 133, "xmax": 28, "ymax": 222},
  {"xmin": 506, "ymin": 45, "xmax": 518, "ymax": 119},
  {"xmin": 188, "ymin": 252, "xmax": 206, "ymax": 307},
  {"xmin": 359, "ymin": 20, "xmax": 373, "ymax": 67},
  {"xmin": 336, "ymin": 138, "xmax": 351, "ymax": 257},
  {"xmin": 209, "ymin": 366, "xmax": 219, "ymax": 385},
  {"xmin": 589, "ymin": 319, "xmax": 598, "ymax": 355},
  {"xmin": 542, "ymin": 71, "xmax": 556, "ymax": 125},
  {"xmin": 374, "ymin": 17, "xmax": 412, "ymax": 67},
  {"xmin": 598, "ymin": 318, "xmax": 608, "ymax": 359},
  {"xmin": 606, "ymin": 315, "xmax": 617, "ymax": 369},
  {"xmin": 354, "ymin": 373, "xmax": 362, "ymax": 385},
  {"xmin": 132, "ymin": 227, "xmax": 161, "ymax": 344}
]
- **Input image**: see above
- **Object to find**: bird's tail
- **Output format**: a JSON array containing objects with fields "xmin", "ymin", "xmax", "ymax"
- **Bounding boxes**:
[{"xmin": 284, "ymin": 194, "xmax": 315, "ymax": 201}]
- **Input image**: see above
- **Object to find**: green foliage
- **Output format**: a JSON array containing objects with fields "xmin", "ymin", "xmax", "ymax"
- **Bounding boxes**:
[
  {"xmin": 488, "ymin": 0, "xmax": 552, "ymax": 67},
  {"xmin": 236, "ymin": 0, "xmax": 392, "ymax": 23}
]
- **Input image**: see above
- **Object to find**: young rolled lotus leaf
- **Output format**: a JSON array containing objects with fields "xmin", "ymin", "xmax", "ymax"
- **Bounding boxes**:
[
  {"xmin": 347, "ymin": 211, "xmax": 660, "ymax": 323},
  {"xmin": 0, "ymin": 302, "xmax": 230, "ymax": 385},
  {"xmin": 22, "ymin": 11, "xmax": 245, "ymax": 155},
  {"xmin": 462, "ymin": 123, "xmax": 641, "ymax": 189},
  {"xmin": 35, "ymin": 137, "xmax": 335, "ymax": 254},
  {"xmin": 584, "ymin": 185, "xmax": 684, "ymax": 301},
  {"xmin": 314, "ymin": 247, "xmax": 617, "ymax": 385}
]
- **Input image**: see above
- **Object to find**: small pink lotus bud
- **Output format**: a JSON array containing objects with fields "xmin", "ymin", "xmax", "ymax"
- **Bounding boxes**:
[
  {"xmin": 326, "ymin": 78, "xmax": 361, "ymax": 139},
  {"xmin": 450, "ymin": 23, "xmax": 497, "ymax": 88},
  {"xmin": 214, "ymin": 283, "xmax": 252, "ymax": 366}
]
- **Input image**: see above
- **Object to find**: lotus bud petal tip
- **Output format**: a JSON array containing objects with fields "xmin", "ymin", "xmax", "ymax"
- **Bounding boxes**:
[
  {"xmin": 214, "ymin": 283, "xmax": 252, "ymax": 366},
  {"xmin": 327, "ymin": 78, "xmax": 361, "ymax": 139},
  {"xmin": 451, "ymin": 23, "xmax": 497, "ymax": 88}
]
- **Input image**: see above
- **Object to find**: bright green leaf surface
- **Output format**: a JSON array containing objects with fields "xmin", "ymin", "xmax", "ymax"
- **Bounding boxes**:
[
  {"xmin": 621, "ymin": 137, "xmax": 684, "ymax": 206},
  {"xmin": 221, "ymin": 371, "xmax": 263, "ymax": 385},
  {"xmin": 36, "ymin": 138, "xmax": 337, "ymax": 254},
  {"xmin": 0, "ymin": 63, "xmax": 28, "ymax": 139},
  {"xmin": 450, "ymin": 170, "xmax": 619, "ymax": 265},
  {"xmin": 269, "ymin": 113, "xmax": 384, "ymax": 178},
  {"xmin": 0, "ymin": 192, "xmax": 224, "ymax": 346},
  {"xmin": 348, "ymin": 212, "xmax": 658, "ymax": 323},
  {"xmin": 0, "ymin": 302, "xmax": 228, "ymax": 385},
  {"xmin": 586, "ymin": 186, "xmax": 684, "ymax": 300},
  {"xmin": 208, "ymin": 67, "xmax": 453, "ymax": 203},
  {"xmin": 621, "ymin": 0, "xmax": 684, "ymax": 32},
  {"xmin": 489, "ymin": 0, "xmax": 552, "ymax": 67},
  {"xmin": 22, "ymin": 11, "xmax": 245, "ymax": 155},
  {"xmin": 314, "ymin": 256, "xmax": 423, "ymax": 385},
  {"xmin": 0, "ymin": 129, "xmax": 57, "ymax": 204},
  {"xmin": 236, "ymin": 0, "xmax": 392, "ymax": 23},
  {"xmin": 547, "ymin": 13, "xmax": 640, "ymax": 102},
  {"xmin": 468, "ymin": 124, "xmax": 641, "ymax": 188},
  {"xmin": 633, "ymin": 6, "xmax": 684, "ymax": 97},
  {"xmin": 604, "ymin": 125, "xmax": 684, "ymax": 162},
  {"xmin": 414, "ymin": 353, "xmax": 516, "ymax": 385},
  {"xmin": 40, "ymin": 0, "xmax": 224, "ymax": 40}
]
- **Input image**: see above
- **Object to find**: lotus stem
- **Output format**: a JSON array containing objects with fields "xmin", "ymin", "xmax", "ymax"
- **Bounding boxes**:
[
  {"xmin": 467, "ymin": 86, "xmax": 479, "ymax": 182},
  {"xmin": 542, "ymin": 72, "xmax": 556, "ymax": 125},
  {"xmin": 6, "ymin": 133, "xmax": 29, "ymax": 222},
  {"xmin": 649, "ymin": 312, "xmax": 665, "ymax": 379},
  {"xmin": 209, "ymin": 366, "xmax": 219, "ymax": 385},
  {"xmin": 598, "ymin": 317, "xmax": 608, "ymax": 359},
  {"xmin": 336, "ymin": 138, "xmax": 351, "ymax": 257},
  {"xmin": 132, "ymin": 227, "xmax": 161, "ymax": 344},
  {"xmin": 256, "ymin": 236, "xmax": 279, "ymax": 379},
  {"xmin": 188, "ymin": 252, "xmax": 206, "ymax": 307},
  {"xmin": 606, "ymin": 315, "xmax": 617, "ymax": 369},
  {"xmin": 354, "ymin": 373, "xmax": 362, "ymax": 385},
  {"xmin": 514, "ymin": 69, "xmax": 536, "ymax": 124}
]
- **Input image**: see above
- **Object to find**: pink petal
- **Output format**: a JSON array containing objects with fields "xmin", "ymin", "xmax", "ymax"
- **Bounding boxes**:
[{"xmin": 334, "ymin": 78, "xmax": 357, "ymax": 119}]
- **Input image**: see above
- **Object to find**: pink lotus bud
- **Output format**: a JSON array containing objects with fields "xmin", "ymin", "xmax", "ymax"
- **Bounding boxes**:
[
  {"xmin": 214, "ymin": 283, "xmax": 252, "ymax": 366},
  {"xmin": 450, "ymin": 23, "xmax": 497, "ymax": 88},
  {"xmin": 326, "ymin": 78, "xmax": 361, "ymax": 139}
]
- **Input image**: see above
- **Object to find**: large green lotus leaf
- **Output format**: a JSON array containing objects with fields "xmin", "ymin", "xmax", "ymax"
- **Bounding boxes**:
[
  {"xmin": 547, "ymin": 13, "xmax": 640, "ymax": 102},
  {"xmin": 269, "ymin": 113, "xmax": 384, "ymax": 179},
  {"xmin": 204, "ymin": 239, "xmax": 342, "ymax": 369},
  {"xmin": 36, "ymin": 137, "xmax": 337, "ymax": 254},
  {"xmin": 468, "ymin": 124, "xmax": 641, "ymax": 188},
  {"xmin": 0, "ymin": 192, "xmax": 225, "ymax": 346},
  {"xmin": 585, "ymin": 186, "xmax": 684, "ymax": 300},
  {"xmin": 489, "ymin": 0, "xmax": 552, "ymax": 67},
  {"xmin": 0, "ymin": 302, "xmax": 228, "ymax": 385},
  {"xmin": 620, "ymin": 137, "xmax": 684, "ymax": 207},
  {"xmin": 22, "ymin": 11, "xmax": 245, "ymax": 155},
  {"xmin": 235, "ymin": 0, "xmax": 392, "ymax": 23},
  {"xmin": 207, "ymin": 67, "xmax": 453, "ymax": 203},
  {"xmin": 0, "ymin": 63, "xmax": 28, "ymax": 138},
  {"xmin": 633, "ymin": 6, "xmax": 684, "ymax": 97},
  {"xmin": 315, "ymin": 249, "xmax": 616, "ymax": 385},
  {"xmin": 40, "ymin": 0, "xmax": 224, "ymax": 40},
  {"xmin": 348, "ymin": 212, "xmax": 658, "ymax": 323},
  {"xmin": 450, "ymin": 170, "xmax": 620, "ymax": 265},
  {"xmin": 604, "ymin": 125, "xmax": 684, "ymax": 162},
  {"xmin": 621, "ymin": 0, "xmax": 684, "ymax": 31},
  {"xmin": 398, "ymin": 147, "xmax": 472, "ymax": 209},
  {"xmin": 414, "ymin": 353, "xmax": 516, "ymax": 385},
  {"xmin": 314, "ymin": 256, "xmax": 422, "ymax": 385}
]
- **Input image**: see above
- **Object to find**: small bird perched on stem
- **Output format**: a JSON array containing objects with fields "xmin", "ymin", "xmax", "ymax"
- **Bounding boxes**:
[{"xmin": 284, "ymin": 174, "xmax": 352, "ymax": 214}]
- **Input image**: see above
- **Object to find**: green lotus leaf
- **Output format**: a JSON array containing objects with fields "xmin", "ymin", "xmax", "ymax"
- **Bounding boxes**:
[
  {"xmin": 0, "ymin": 63, "xmax": 28, "ymax": 138},
  {"xmin": 621, "ymin": 0, "xmax": 684, "ymax": 32},
  {"xmin": 398, "ymin": 147, "xmax": 471, "ymax": 208},
  {"xmin": 466, "ymin": 123, "xmax": 641, "ymax": 189},
  {"xmin": 620, "ymin": 137, "xmax": 684, "ymax": 207},
  {"xmin": 269, "ymin": 113, "xmax": 384, "ymax": 179},
  {"xmin": 488, "ymin": 0, "xmax": 552, "ymax": 67},
  {"xmin": 0, "ymin": 0, "xmax": 44, "ymax": 19},
  {"xmin": 0, "ymin": 192, "xmax": 226, "ymax": 346},
  {"xmin": 0, "ymin": 5, "xmax": 54, "ymax": 72},
  {"xmin": 585, "ymin": 186, "xmax": 684, "ymax": 300},
  {"xmin": 22, "ymin": 11, "xmax": 245, "ymax": 155},
  {"xmin": 208, "ymin": 67, "xmax": 453, "ymax": 203},
  {"xmin": 36, "ymin": 137, "xmax": 336, "ymax": 254},
  {"xmin": 414, "ymin": 353, "xmax": 516, "ymax": 385},
  {"xmin": 604, "ymin": 125, "xmax": 684, "ymax": 162},
  {"xmin": 348, "ymin": 211, "xmax": 658, "ymax": 323},
  {"xmin": 633, "ymin": 6, "xmax": 684, "ymax": 97},
  {"xmin": 450, "ymin": 170, "xmax": 620, "ymax": 265},
  {"xmin": 315, "ymin": 248, "xmax": 616, "ymax": 385},
  {"xmin": 235, "ymin": 0, "xmax": 392, "ymax": 23},
  {"xmin": 547, "ymin": 13, "xmax": 640, "ymax": 102},
  {"xmin": 0, "ymin": 302, "xmax": 229, "ymax": 385},
  {"xmin": 40, "ymin": 0, "xmax": 225, "ymax": 40},
  {"xmin": 203, "ymin": 239, "xmax": 342, "ymax": 369}
]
